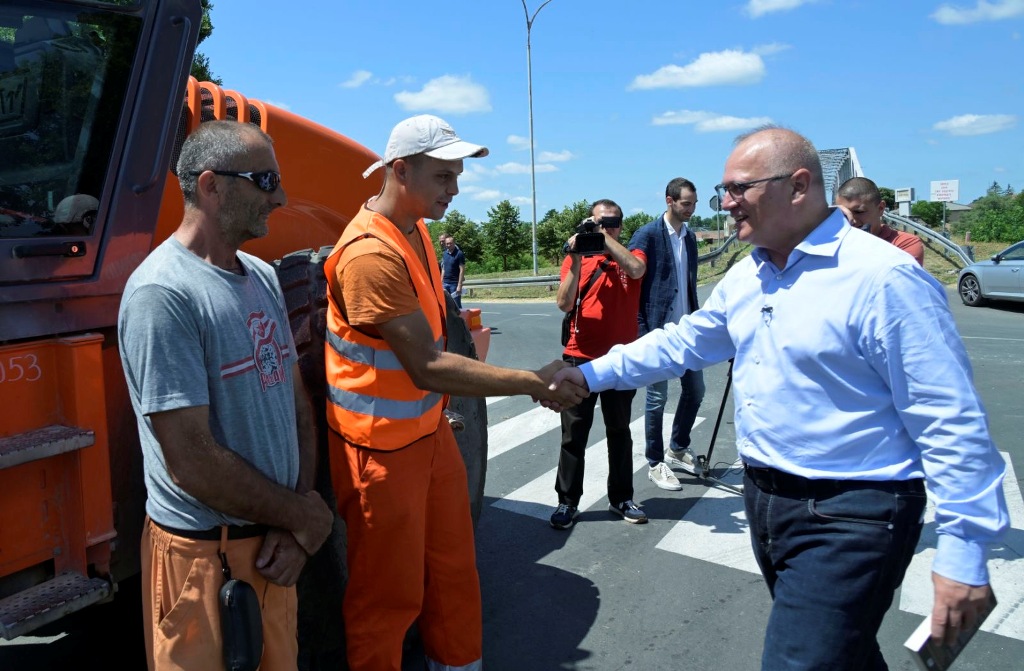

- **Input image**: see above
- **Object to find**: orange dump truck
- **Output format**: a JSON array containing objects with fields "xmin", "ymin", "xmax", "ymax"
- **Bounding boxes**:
[{"xmin": 0, "ymin": 1, "xmax": 489, "ymax": 664}]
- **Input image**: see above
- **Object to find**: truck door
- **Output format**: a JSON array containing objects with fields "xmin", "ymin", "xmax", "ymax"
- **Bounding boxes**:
[{"xmin": 0, "ymin": 0, "xmax": 201, "ymax": 342}]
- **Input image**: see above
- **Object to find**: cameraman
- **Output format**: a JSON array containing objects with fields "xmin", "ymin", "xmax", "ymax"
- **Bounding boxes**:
[{"xmin": 550, "ymin": 199, "xmax": 647, "ymax": 529}]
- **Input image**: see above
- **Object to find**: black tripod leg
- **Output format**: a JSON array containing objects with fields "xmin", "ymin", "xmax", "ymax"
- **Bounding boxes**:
[{"xmin": 699, "ymin": 358, "xmax": 734, "ymax": 475}]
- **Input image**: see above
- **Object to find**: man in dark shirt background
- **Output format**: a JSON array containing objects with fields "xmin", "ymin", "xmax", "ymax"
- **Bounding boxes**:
[{"xmin": 441, "ymin": 234, "xmax": 466, "ymax": 309}]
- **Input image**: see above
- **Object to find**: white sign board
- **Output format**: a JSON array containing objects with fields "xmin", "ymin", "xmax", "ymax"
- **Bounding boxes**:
[
  {"xmin": 930, "ymin": 180, "xmax": 959, "ymax": 203},
  {"xmin": 895, "ymin": 187, "xmax": 914, "ymax": 203}
]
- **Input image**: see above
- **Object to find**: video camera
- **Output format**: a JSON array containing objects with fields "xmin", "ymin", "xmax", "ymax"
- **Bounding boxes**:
[{"xmin": 563, "ymin": 215, "xmax": 621, "ymax": 256}]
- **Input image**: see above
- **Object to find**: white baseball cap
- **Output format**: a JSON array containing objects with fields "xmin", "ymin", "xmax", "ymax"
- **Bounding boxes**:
[{"xmin": 362, "ymin": 114, "xmax": 488, "ymax": 179}]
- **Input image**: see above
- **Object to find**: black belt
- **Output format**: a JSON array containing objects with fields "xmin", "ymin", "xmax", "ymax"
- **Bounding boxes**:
[
  {"xmin": 151, "ymin": 519, "xmax": 268, "ymax": 541},
  {"xmin": 743, "ymin": 465, "xmax": 924, "ymax": 499}
]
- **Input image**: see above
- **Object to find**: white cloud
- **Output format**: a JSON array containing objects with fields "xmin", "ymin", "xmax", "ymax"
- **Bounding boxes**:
[
  {"xmin": 507, "ymin": 135, "xmax": 530, "ymax": 150},
  {"xmin": 994, "ymin": 166, "xmax": 1008, "ymax": 172},
  {"xmin": 262, "ymin": 99, "xmax": 292, "ymax": 111},
  {"xmin": 629, "ymin": 50, "xmax": 766, "ymax": 89},
  {"xmin": 394, "ymin": 75, "xmax": 492, "ymax": 114},
  {"xmin": 538, "ymin": 150, "xmax": 575, "ymax": 162},
  {"xmin": 652, "ymin": 110, "xmax": 773, "ymax": 132},
  {"xmin": 746, "ymin": 0, "xmax": 819, "ymax": 18},
  {"xmin": 469, "ymin": 189, "xmax": 504, "ymax": 201},
  {"xmin": 752, "ymin": 42, "xmax": 792, "ymax": 56},
  {"xmin": 932, "ymin": 113, "xmax": 1017, "ymax": 135},
  {"xmin": 931, "ymin": 0, "xmax": 1024, "ymax": 25},
  {"xmin": 340, "ymin": 70, "xmax": 373, "ymax": 88},
  {"xmin": 511, "ymin": 196, "xmax": 532, "ymax": 205},
  {"xmin": 494, "ymin": 162, "xmax": 558, "ymax": 174}
]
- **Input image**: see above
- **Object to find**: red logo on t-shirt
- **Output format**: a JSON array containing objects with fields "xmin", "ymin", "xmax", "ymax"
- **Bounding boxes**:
[{"xmin": 247, "ymin": 311, "xmax": 286, "ymax": 391}]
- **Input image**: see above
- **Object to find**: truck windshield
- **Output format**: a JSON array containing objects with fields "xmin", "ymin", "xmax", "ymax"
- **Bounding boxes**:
[{"xmin": 0, "ymin": 6, "xmax": 141, "ymax": 238}]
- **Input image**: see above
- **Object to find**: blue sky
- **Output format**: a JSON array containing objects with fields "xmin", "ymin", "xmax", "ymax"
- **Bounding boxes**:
[{"xmin": 200, "ymin": 0, "xmax": 1023, "ymax": 223}]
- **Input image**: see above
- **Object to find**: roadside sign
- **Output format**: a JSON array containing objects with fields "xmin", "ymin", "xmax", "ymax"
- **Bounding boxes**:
[{"xmin": 930, "ymin": 180, "xmax": 959, "ymax": 202}]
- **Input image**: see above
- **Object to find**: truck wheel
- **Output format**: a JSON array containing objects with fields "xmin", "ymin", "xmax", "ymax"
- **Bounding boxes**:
[
  {"xmin": 275, "ymin": 246, "xmax": 348, "ymax": 671},
  {"xmin": 441, "ymin": 292, "xmax": 489, "ymax": 528}
]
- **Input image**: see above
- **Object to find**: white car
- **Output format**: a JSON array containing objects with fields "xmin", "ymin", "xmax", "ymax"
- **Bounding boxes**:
[{"xmin": 957, "ymin": 240, "xmax": 1024, "ymax": 307}]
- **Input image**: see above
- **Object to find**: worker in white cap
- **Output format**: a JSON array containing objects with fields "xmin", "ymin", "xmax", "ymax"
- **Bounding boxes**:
[{"xmin": 323, "ymin": 115, "xmax": 586, "ymax": 670}]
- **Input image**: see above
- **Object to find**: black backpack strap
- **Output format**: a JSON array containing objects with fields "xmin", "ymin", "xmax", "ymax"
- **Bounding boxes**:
[{"xmin": 568, "ymin": 258, "xmax": 612, "ymax": 335}]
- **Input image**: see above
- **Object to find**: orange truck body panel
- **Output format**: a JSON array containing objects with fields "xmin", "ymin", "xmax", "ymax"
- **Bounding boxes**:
[
  {"xmin": 0, "ymin": 335, "xmax": 113, "ymax": 580},
  {"xmin": 153, "ymin": 79, "xmax": 385, "ymax": 259}
]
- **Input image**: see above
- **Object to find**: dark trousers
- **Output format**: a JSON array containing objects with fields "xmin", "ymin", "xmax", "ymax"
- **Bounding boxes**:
[
  {"xmin": 555, "ymin": 356, "xmax": 636, "ymax": 507},
  {"xmin": 743, "ymin": 467, "xmax": 926, "ymax": 670},
  {"xmin": 443, "ymin": 281, "xmax": 462, "ymax": 309},
  {"xmin": 644, "ymin": 369, "xmax": 705, "ymax": 465}
]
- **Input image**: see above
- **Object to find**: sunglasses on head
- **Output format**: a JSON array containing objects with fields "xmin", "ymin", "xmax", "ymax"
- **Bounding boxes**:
[{"xmin": 190, "ymin": 169, "xmax": 282, "ymax": 193}]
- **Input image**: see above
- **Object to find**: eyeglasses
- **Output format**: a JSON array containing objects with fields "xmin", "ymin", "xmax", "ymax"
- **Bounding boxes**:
[
  {"xmin": 189, "ymin": 170, "xmax": 282, "ymax": 193},
  {"xmin": 714, "ymin": 174, "xmax": 791, "ymax": 202}
]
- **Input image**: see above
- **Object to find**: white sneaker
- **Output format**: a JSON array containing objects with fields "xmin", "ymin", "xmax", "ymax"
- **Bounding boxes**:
[
  {"xmin": 648, "ymin": 462, "xmax": 682, "ymax": 491},
  {"xmin": 665, "ymin": 447, "xmax": 700, "ymax": 476}
]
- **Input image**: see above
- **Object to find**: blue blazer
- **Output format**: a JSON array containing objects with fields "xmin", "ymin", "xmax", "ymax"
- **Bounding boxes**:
[{"xmin": 628, "ymin": 215, "xmax": 699, "ymax": 336}]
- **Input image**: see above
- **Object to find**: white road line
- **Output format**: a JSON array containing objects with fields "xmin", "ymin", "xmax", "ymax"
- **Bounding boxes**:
[
  {"xmin": 655, "ymin": 462, "xmax": 756, "ymax": 573},
  {"xmin": 486, "ymin": 405, "xmax": 562, "ymax": 460},
  {"xmin": 961, "ymin": 336, "xmax": 1024, "ymax": 342},
  {"xmin": 652, "ymin": 448, "xmax": 1024, "ymax": 643},
  {"xmin": 486, "ymin": 396, "xmax": 508, "ymax": 406},
  {"xmin": 899, "ymin": 451, "xmax": 1024, "ymax": 641},
  {"xmin": 491, "ymin": 413, "xmax": 706, "ymax": 520},
  {"xmin": 491, "ymin": 416, "xmax": 649, "ymax": 520}
]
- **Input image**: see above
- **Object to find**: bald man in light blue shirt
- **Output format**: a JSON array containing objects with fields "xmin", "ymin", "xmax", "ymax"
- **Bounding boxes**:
[{"xmin": 551, "ymin": 126, "xmax": 1008, "ymax": 671}]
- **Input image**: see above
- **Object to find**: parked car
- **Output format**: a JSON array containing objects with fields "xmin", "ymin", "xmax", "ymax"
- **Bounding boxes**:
[{"xmin": 957, "ymin": 240, "xmax": 1024, "ymax": 306}]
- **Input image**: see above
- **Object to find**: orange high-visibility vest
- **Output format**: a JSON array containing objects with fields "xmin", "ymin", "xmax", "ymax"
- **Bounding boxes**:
[{"xmin": 323, "ymin": 205, "xmax": 447, "ymax": 451}]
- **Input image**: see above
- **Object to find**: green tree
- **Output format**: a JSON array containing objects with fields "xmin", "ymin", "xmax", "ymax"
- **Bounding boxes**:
[
  {"xmin": 190, "ymin": 1, "xmax": 221, "ymax": 84},
  {"xmin": 483, "ymin": 200, "xmax": 530, "ymax": 272},
  {"xmin": 436, "ymin": 210, "xmax": 483, "ymax": 264},
  {"xmin": 537, "ymin": 200, "xmax": 592, "ymax": 266},
  {"xmin": 1003, "ymin": 184, "xmax": 1015, "ymax": 198},
  {"xmin": 621, "ymin": 211, "xmax": 653, "ymax": 244},
  {"xmin": 878, "ymin": 187, "xmax": 896, "ymax": 209},
  {"xmin": 986, "ymin": 181, "xmax": 1002, "ymax": 197},
  {"xmin": 911, "ymin": 200, "xmax": 944, "ymax": 228},
  {"xmin": 953, "ymin": 190, "xmax": 1024, "ymax": 243}
]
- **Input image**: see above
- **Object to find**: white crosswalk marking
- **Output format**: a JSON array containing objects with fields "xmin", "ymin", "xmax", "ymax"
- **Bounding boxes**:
[
  {"xmin": 654, "ymin": 462, "xmax": 755, "ymax": 572},
  {"xmin": 491, "ymin": 416, "xmax": 649, "ymax": 520},
  {"xmin": 485, "ymin": 399, "xmax": 1024, "ymax": 644},
  {"xmin": 899, "ymin": 452, "xmax": 1024, "ymax": 639},
  {"xmin": 486, "ymin": 405, "xmax": 561, "ymax": 460},
  {"xmin": 490, "ymin": 411, "xmax": 705, "ymax": 519}
]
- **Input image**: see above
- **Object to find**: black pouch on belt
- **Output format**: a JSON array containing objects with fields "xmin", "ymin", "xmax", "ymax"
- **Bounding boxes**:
[{"xmin": 218, "ymin": 527, "xmax": 264, "ymax": 671}]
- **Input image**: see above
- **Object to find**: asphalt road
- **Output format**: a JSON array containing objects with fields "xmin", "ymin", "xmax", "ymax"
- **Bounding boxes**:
[
  {"xmin": 2, "ymin": 285, "xmax": 1021, "ymax": 671},
  {"xmin": 471, "ymin": 285, "xmax": 1023, "ymax": 671}
]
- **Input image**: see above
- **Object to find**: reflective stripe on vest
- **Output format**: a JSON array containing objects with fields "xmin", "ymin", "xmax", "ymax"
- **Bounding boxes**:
[
  {"xmin": 326, "ymin": 385, "xmax": 444, "ymax": 421},
  {"xmin": 326, "ymin": 328, "xmax": 443, "ymax": 371}
]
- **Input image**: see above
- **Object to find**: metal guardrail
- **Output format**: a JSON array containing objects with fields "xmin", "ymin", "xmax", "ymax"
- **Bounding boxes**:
[
  {"xmin": 463, "ymin": 233, "xmax": 742, "ymax": 292},
  {"xmin": 883, "ymin": 212, "xmax": 974, "ymax": 266}
]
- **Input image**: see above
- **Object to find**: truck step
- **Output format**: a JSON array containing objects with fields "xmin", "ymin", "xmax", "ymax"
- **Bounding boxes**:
[
  {"xmin": 0, "ymin": 424, "xmax": 94, "ymax": 470},
  {"xmin": 0, "ymin": 571, "xmax": 112, "ymax": 640}
]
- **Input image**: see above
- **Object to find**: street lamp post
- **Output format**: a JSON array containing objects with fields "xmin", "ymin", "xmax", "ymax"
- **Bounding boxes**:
[{"xmin": 522, "ymin": 0, "xmax": 555, "ymax": 275}]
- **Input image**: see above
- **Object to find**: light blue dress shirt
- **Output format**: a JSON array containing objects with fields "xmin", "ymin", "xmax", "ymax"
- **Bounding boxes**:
[{"xmin": 581, "ymin": 208, "xmax": 1008, "ymax": 585}]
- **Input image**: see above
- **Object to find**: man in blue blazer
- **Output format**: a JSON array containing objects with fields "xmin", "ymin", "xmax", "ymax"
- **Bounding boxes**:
[{"xmin": 628, "ymin": 178, "xmax": 706, "ymax": 491}]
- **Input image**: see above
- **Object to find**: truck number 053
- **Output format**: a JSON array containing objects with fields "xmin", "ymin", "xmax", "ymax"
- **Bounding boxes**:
[{"xmin": 0, "ymin": 354, "xmax": 43, "ymax": 384}]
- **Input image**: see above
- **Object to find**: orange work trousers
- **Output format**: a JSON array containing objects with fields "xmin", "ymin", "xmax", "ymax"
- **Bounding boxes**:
[
  {"xmin": 142, "ymin": 518, "xmax": 298, "ymax": 671},
  {"xmin": 330, "ymin": 420, "xmax": 483, "ymax": 670}
]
